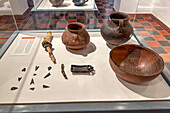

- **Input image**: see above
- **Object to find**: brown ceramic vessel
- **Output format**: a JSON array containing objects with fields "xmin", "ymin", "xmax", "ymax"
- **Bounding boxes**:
[
  {"xmin": 62, "ymin": 22, "xmax": 90, "ymax": 49},
  {"xmin": 109, "ymin": 44, "xmax": 164, "ymax": 84},
  {"xmin": 49, "ymin": 0, "xmax": 64, "ymax": 7},
  {"xmin": 101, "ymin": 12, "xmax": 133, "ymax": 45}
]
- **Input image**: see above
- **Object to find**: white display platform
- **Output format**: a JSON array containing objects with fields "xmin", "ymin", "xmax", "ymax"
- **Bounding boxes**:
[
  {"xmin": 37, "ymin": 0, "xmax": 94, "ymax": 10},
  {"xmin": 0, "ymin": 32, "xmax": 170, "ymax": 104}
]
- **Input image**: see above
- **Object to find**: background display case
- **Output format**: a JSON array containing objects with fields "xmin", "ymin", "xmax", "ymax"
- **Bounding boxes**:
[{"xmin": 0, "ymin": 0, "xmax": 170, "ymax": 112}]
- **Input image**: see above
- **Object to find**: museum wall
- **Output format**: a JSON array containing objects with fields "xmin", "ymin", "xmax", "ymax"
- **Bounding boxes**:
[
  {"xmin": 115, "ymin": 0, "xmax": 170, "ymax": 27},
  {"xmin": 152, "ymin": 0, "xmax": 170, "ymax": 28},
  {"xmin": 9, "ymin": 0, "xmax": 28, "ymax": 15}
]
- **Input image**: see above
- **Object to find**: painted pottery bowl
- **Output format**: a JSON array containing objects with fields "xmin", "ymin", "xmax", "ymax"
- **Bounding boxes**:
[{"xmin": 109, "ymin": 44, "xmax": 164, "ymax": 84}]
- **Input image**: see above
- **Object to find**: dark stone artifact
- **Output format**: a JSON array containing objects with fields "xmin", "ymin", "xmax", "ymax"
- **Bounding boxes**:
[
  {"xmin": 43, "ymin": 85, "xmax": 50, "ymax": 88},
  {"xmin": 11, "ymin": 87, "xmax": 18, "ymax": 91},
  {"xmin": 101, "ymin": 12, "xmax": 133, "ymax": 45},
  {"xmin": 30, "ymin": 87, "xmax": 35, "ymax": 91},
  {"xmin": 72, "ymin": 0, "xmax": 88, "ymax": 6},
  {"xmin": 109, "ymin": 44, "xmax": 164, "ymax": 84},
  {"xmin": 30, "ymin": 78, "xmax": 35, "ymax": 85},
  {"xmin": 22, "ymin": 68, "xmax": 26, "ymax": 72},
  {"xmin": 44, "ymin": 72, "xmax": 51, "ymax": 79},
  {"xmin": 35, "ymin": 66, "xmax": 39, "ymax": 71},
  {"xmin": 48, "ymin": 66, "xmax": 52, "ymax": 71},
  {"xmin": 71, "ymin": 65, "xmax": 95, "ymax": 75},
  {"xmin": 62, "ymin": 22, "xmax": 90, "ymax": 49},
  {"xmin": 61, "ymin": 64, "xmax": 68, "ymax": 79},
  {"xmin": 49, "ymin": 0, "xmax": 64, "ymax": 7},
  {"xmin": 18, "ymin": 77, "xmax": 22, "ymax": 82}
]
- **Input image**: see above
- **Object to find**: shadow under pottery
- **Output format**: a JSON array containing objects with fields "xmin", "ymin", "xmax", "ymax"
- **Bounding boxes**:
[
  {"xmin": 106, "ymin": 39, "xmax": 138, "ymax": 49},
  {"xmin": 66, "ymin": 42, "xmax": 96, "ymax": 56},
  {"xmin": 116, "ymin": 75, "xmax": 170, "ymax": 98}
]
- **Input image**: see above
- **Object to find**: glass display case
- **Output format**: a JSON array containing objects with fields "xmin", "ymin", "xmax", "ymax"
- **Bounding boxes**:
[{"xmin": 0, "ymin": 0, "xmax": 170, "ymax": 112}]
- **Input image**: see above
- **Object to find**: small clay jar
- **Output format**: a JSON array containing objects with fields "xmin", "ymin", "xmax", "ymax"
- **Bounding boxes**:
[
  {"xmin": 62, "ymin": 22, "xmax": 90, "ymax": 49},
  {"xmin": 101, "ymin": 12, "xmax": 133, "ymax": 45},
  {"xmin": 49, "ymin": 0, "xmax": 64, "ymax": 7}
]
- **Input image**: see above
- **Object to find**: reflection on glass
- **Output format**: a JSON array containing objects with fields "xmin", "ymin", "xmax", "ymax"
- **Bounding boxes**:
[
  {"xmin": 9, "ymin": 0, "xmax": 115, "ymax": 30},
  {"xmin": 0, "ymin": 0, "xmax": 17, "ymax": 49}
]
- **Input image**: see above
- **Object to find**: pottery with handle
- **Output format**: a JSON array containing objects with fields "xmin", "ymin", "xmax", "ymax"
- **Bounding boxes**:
[{"xmin": 101, "ymin": 12, "xmax": 133, "ymax": 45}]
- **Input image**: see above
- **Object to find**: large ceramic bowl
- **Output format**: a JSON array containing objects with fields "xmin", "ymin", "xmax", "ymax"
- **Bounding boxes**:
[{"xmin": 109, "ymin": 44, "xmax": 164, "ymax": 84}]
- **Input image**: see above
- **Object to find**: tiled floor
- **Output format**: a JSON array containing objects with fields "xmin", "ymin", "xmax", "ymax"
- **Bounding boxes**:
[
  {"xmin": 0, "ymin": 0, "xmax": 170, "ymax": 71},
  {"xmin": 133, "ymin": 16, "xmax": 170, "ymax": 71}
]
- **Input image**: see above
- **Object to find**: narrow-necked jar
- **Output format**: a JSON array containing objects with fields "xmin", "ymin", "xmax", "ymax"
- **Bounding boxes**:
[{"xmin": 101, "ymin": 12, "xmax": 133, "ymax": 45}]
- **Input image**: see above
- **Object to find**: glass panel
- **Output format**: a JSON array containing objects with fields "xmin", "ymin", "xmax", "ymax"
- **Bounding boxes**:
[
  {"xmin": 113, "ymin": 0, "xmax": 141, "ymax": 33},
  {"xmin": 11, "ymin": 0, "xmax": 116, "ymax": 30},
  {"xmin": 135, "ymin": 0, "xmax": 170, "ymax": 72},
  {"xmin": 0, "ymin": 0, "xmax": 17, "ymax": 49}
]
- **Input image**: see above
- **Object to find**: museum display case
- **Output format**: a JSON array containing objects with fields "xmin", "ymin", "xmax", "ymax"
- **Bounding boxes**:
[{"xmin": 0, "ymin": 0, "xmax": 170, "ymax": 112}]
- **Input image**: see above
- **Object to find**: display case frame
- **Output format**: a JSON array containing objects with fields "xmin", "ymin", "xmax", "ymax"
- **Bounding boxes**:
[{"xmin": 0, "ymin": 0, "xmax": 170, "ymax": 112}]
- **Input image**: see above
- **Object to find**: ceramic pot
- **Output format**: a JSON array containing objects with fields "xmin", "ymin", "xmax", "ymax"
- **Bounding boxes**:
[
  {"xmin": 49, "ymin": 0, "xmax": 64, "ymax": 7},
  {"xmin": 109, "ymin": 44, "xmax": 164, "ymax": 84},
  {"xmin": 101, "ymin": 12, "xmax": 133, "ymax": 45},
  {"xmin": 62, "ymin": 22, "xmax": 90, "ymax": 49},
  {"xmin": 72, "ymin": 0, "xmax": 88, "ymax": 6}
]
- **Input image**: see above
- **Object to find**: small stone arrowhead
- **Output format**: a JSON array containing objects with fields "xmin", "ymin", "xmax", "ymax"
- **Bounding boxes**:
[
  {"xmin": 44, "ymin": 72, "xmax": 51, "ymax": 79},
  {"xmin": 22, "ymin": 68, "xmax": 26, "ymax": 72},
  {"xmin": 30, "ymin": 78, "xmax": 34, "ymax": 85},
  {"xmin": 18, "ymin": 77, "xmax": 22, "ymax": 82},
  {"xmin": 43, "ymin": 85, "xmax": 50, "ymax": 88},
  {"xmin": 35, "ymin": 66, "xmax": 39, "ymax": 71},
  {"xmin": 48, "ymin": 66, "xmax": 52, "ymax": 71},
  {"xmin": 11, "ymin": 87, "xmax": 18, "ymax": 91},
  {"xmin": 30, "ymin": 87, "xmax": 35, "ymax": 91}
]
